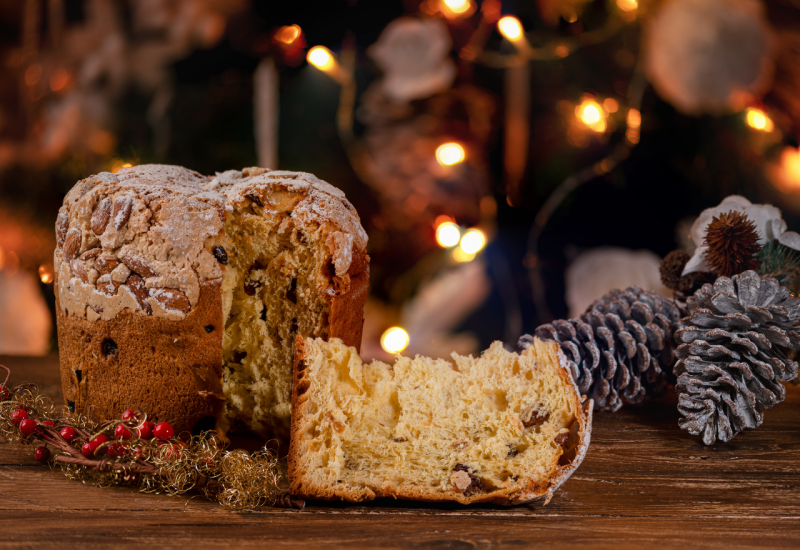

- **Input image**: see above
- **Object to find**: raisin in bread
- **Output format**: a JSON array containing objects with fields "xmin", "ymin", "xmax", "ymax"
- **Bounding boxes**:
[
  {"xmin": 54, "ymin": 165, "xmax": 368, "ymax": 436},
  {"xmin": 289, "ymin": 336, "xmax": 592, "ymax": 505}
]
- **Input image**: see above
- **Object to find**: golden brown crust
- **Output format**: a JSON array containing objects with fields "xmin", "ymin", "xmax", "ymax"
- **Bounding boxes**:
[
  {"xmin": 288, "ymin": 337, "xmax": 592, "ymax": 506},
  {"xmin": 56, "ymin": 276, "xmax": 224, "ymax": 434},
  {"xmin": 328, "ymin": 249, "xmax": 370, "ymax": 352}
]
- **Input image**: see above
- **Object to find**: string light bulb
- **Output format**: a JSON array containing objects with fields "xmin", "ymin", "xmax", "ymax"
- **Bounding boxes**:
[
  {"xmin": 497, "ymin": 16, "xmax": 523, "ymax": 41},
  {"xmin": 436, "ymin": 222, "xmax": 461, "ymax": 248},
  {"xmin": 307, "ymin": 46, "xmax": 333, "ymax": 70},
  {"xmin": 275, "ymin": 25, "xmax": 301, "ymax": 45},
  {"xmin": 442, "ymin": 0, "xmax": 472, "ymax": 15},
  {"xmin": 436, "ymin": 143, "xmax": 465, "ymax": 166},
  {"xmin": 38, "ymin": 264, "xmax": 54, "ymax": 284},
  {"xmin": 381, "ymin": 327, "xmax": 410, "ymax": 354},
  {"xmin": 576, "ymin": 99, "xmax": 607, "ymax": 133},
  {"xmin": 745, "ymin": 108, "xmax": 774, "ymax": 132},
  {"xmin": 459, "ymin": 228, "xmax": 486, "ymax": 255}
]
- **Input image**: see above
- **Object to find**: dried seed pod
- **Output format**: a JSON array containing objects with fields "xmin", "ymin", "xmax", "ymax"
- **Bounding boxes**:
[
  {"xmin": 91, "ymin": 198, "xmax": 112, "ymax": 235},
  {"xmin": 704, "ymin": 210, "xmax": 762, "ymax": 277}
]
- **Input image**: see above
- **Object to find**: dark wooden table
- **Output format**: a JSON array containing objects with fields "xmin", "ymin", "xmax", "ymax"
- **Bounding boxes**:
[{"xmin": 1, "ymin": 355, "xmax": 799, "ymax": 549}]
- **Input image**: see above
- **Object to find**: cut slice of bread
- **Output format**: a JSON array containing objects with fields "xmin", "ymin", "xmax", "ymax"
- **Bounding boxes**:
[{"xmin": 289, "ymin": 336, "xmax": 593, "ymax": 505}]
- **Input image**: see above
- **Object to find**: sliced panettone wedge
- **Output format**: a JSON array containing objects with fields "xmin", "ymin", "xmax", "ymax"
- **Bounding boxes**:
[{"xmin": 289, "ymin": 336, "xmax": 593, "ymax": 505}]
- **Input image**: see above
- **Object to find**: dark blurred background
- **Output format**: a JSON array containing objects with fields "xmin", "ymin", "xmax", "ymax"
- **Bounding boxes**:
[{"xmin": 1, "ymin": 0, "xmax": 799, "ymax": 358}]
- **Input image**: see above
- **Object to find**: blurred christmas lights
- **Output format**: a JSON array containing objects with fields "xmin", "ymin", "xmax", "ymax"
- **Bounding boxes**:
[
  {"xmin": 497, "ymin": 16, "xmax": 523, "ymax": 41},
  {"xmin": 307, "ymin": 46, "xmax": 333, "ymax": 70},
  {"xmin": 460, "ymin": 228, "xmax": 486, "ymax": 255},
  {"xmin": 616, "ymin": 0, "xmax": 638, "ymax": 12},
  {"xmin": 436, "ymin": 222, "xmax": 461, "ymax": 248},
  {"xmin": 38, "ymin": 264, "xmax": 54, "ymax": 284},
  {"xmin": 576, "ymin": 99, "xmax": 607, "ymax": 132},
  {"xmin": 110, "ymin": 159, "xmax": 134, "ymax": 173},
  {"xmin": 436, "ymin": 143, "xmax": 465, "ymax": 166},
  {"xmin": 275, "ymin": 25, "xmax": 301, "ymax": 45},
  {"xmin": 626, "ymin": 108, "xmax": 641, "ymax": 144},
  {"xmin": 381, "ymin": 327, "xmax": 410, "ymax": 353},
  {"xmin": 441, "ymin": 0, "xmax": 474, "ymax": 17},
  {"xmin": 307, "ymin": 45, "xmax": 352, "ymax": 85},
  {"xmin": 745, "ymin": 108, "xmax": 774, "ymax": 132}
]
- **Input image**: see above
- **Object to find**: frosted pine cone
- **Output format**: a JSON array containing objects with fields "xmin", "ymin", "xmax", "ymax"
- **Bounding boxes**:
[
  {"xmin": 674, "ymin": 271, "xmax": 800, "ymax": 445},
  {"xmin": 522, "ymin": 287, "xmax": 681, "ymax": 411}
]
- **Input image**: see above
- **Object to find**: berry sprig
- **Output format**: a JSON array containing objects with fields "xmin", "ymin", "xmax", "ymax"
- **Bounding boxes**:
[{"xmin": 0, "ymin": 365, "xmax": 303, "ymax": 510}]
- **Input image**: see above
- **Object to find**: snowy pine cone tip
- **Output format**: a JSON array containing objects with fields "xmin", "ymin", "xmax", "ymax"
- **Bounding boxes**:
[
  {"xmin": 522, "ymin": 287, "xmax": 680, "ymax": 412},
  {"xmin": 675, "ymin": 270, "xmax": 800, "ymax": 445}
]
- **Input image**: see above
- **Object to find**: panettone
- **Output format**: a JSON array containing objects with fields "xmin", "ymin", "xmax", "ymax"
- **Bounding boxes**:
[
  {"xmin": 288, "ymin": 336, "xmax": 593, "ymax": 505},
  {"xmin": 54, "ymin": 165, "xmax": 369, "ymax": 436}
]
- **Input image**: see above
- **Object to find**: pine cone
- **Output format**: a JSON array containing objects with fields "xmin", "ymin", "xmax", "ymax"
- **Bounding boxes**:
[
  {"xmin": 674, "ymin": 271, "xmax": 800, "ymax": 445},
  {"xmin": 522, "ymin": 287, "xmax": 681, "ymax": 411}
]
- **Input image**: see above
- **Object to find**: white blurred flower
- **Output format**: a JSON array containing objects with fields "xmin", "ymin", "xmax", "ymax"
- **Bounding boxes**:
[
  {"xmin": 644, "ymin": 0, "xmax": 775, "ymax": 115},
  {"xmin": 566, "ymin": 248, "xmax": 669, "ymax": 318},
  {"xmin": 682, "ymin": 195, "xmax": 800, "ymax": 275},
  {"xmin": 368, "ymin": 18, "xmax": 456, "ymax": 103}
]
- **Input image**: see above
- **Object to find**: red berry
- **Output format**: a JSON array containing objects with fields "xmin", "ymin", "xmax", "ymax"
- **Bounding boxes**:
[
  {"xmin": 81, "ymin": 442, "xmax": 93, "ymax": 458},
  {"xmin": 89, "ymin": 434, "xmax": 109, "ymax": 454},
  {"xmin": 0, "ymin": 385, "xmax": 9, "ymax": 401},
  {"xmin": 10, "ymin": 409, "xmax": 28, "ymax": 426},
  {"xmin": 34, "ymin": 446, "xmax": 50, "ymax": 462},
  {"xmin": 132, "ymin": 447, "xmax": 145, "ymax": 459},
  {"xmin": 136, "ymin": 421, "xmax": 155, "ymax": 440},
  {"xmin": 19, "ymin": 418, "xmax": 37, "ymax": 437},
  {"xmin": 115, "ymin": 424, "xmax": 132, "ymax": 440},
  {"xmin": 122, "ymin": 409, "xmax": 140, "ymax": 421},
  {"xmin": 60, "ymin": 426, "xmax": 77, "ymax": 443},
  {"xmin": 107, "ymin": 442, "xmax": 126, "ymax": 458},
  {"xmin": 153, "ymin": 422, "xmax": 174, "ymax": 441},
  {"xmin": 43, "ymin": 420, "xmax": 55, "ymax": 428}
]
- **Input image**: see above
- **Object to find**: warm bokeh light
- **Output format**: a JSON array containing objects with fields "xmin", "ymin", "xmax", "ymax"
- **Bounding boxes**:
[
  {"xmin": 603, "ymin": 98, "xmax": 619, "ymax": 113},
  {"xmin": 38, "ymin": 264, "xmax": 54, "ymax": 284},
  {"xmin": 576, "ymin": 99, "xmax": 607, "ymax": 132},
  {"xmin": 307, "ymin": 46, "xmax": 334, "ymax": 70},
  {"xmin": 627, "ymin": 108, "xmax": 641, "ymax": 128},
  {"xmin": 381, "ymin": 327, "xmax": 410, "ymax": 354},
  {"xmin": 745, "ymin": 108, "xmax": 774, "ymax": 132},
  {"xmin": 778, "ymin": 148, "xmax": 800, "ymax": 190},
  {"xmin": 460, "ymin": 228, "xmax": 486, "ymax": 254},
  {"xmin": 436, "ymin": 142, "xmax": 465, "ymax": 166},
  {"xmin": 452, "ymin": 247, "xmax": 476, "ymax": 263},
  {"xmin": 626, "ymin": 109, "xmax": 641, "ymax": 144},
  {"xmin": 49, "ymin": 68, "xmax": 70, "ymax": 92},
  {"xmin": 442, "ymin": 0, "xmax": 472, "ymax": 14},
  {"xmin": 617, "ymin": 0, "xmax": 638, "ymax": 11},
  {"xmin": 436, "ymin": 222, "xmax": 461, "ymax": 248},
  {"xmin": 111, "ymin": 159, "xmax": 134, "ymax": 173},
  {"xmin": 275, "ymin": 24, "xmax": 301, "ymax": 45},
  {"xmin": 497, "ymin": 16, "xmax": 523, "ymax": 41}
]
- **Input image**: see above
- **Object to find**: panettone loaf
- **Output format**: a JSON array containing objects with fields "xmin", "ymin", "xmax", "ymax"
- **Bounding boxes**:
[
  {"xmin": 54, "ymin": 165, "xmax": 369, "ymax": 436},
  {"xmin": 289, "ymin": 336, "xmax": 592, "ymax": 505}
]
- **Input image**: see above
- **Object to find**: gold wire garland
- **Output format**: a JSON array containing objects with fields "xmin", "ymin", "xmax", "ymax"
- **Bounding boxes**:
[{"xmin": 0, "ymin": 367, "xmax": 299, "ymax": 511}]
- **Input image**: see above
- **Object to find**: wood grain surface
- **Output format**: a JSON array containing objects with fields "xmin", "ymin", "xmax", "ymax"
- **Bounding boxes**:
[{"xmin": 1, "ymin": 355, "xmax": 799, "ymax": 549}]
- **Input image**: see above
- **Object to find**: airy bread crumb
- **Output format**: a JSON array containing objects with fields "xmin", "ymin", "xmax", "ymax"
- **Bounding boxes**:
[{"xmin": 289, "ymin": 336, "xmax": 593, "ymax": 505}]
